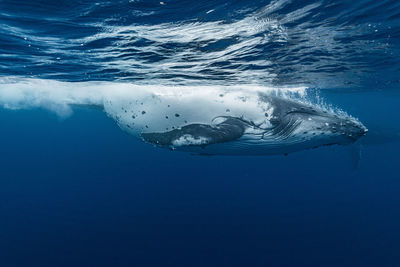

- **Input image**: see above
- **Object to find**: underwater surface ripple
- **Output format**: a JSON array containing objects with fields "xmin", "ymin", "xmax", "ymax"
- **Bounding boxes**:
[{"xmin": 0, "ymin": 0, "xmax": 399, "ymax": 88}]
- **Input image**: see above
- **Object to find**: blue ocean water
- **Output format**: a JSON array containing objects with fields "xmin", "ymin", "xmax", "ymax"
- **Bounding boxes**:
[{"xmin": 0, "ymin": 0, "xmax": 400, "ymax": 266}]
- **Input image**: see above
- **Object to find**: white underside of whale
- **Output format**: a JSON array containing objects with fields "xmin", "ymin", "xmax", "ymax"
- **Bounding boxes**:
[{"xmin": 104, "ymin": 86, "xmax": 278, "ymax": 136}]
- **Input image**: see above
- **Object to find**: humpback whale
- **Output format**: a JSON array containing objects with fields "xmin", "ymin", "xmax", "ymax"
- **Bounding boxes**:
[{"xmin": 104, "ymin": 86, "xmax": 367, "ymax": 155}]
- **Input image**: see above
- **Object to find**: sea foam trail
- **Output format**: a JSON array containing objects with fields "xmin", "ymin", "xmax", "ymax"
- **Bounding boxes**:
[{"xmin": 0, "ymin": 77, "xmax": 307, "ymax": 118}]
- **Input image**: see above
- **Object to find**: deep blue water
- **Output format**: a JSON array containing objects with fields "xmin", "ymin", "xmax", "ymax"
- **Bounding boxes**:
[{"xmin": 0, "ymin": 0, "xmax": 400, "ymax": 266}]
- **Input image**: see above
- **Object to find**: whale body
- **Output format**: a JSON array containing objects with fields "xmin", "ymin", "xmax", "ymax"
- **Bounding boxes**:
[
  {"xmin": 0, "ymin": 79, "xmax": 367, "ymax": 155},
  {"xmin": 103, "ymin": 86, "xmax": 367, "ymax": 155}
]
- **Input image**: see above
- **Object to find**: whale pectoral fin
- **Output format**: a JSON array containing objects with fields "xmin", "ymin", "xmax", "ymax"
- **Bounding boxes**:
[{"xmin": 141, "ymin": 117, "xmax": 246, "ymax": 147}]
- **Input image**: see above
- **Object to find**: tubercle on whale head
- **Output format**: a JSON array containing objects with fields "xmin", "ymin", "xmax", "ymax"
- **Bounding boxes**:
[
  {"xmin": 287, "ymin": 110, "xmax": 367, "ymax": 144},
  {"xmin": 260, "ymin": 94, "xmax": 367, "ymax": 145}
]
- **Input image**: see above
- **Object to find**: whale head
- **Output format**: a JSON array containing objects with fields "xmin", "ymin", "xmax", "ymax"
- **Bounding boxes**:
[{"xmin": 254, "ymin": 94, "xmax": 368, "ymax": 153}]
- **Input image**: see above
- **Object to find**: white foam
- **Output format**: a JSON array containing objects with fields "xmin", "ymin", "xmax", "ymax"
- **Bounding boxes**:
[
  {"xmin": 0, "ymin": 77, "xmax": 307, "ymax": 117},
  {"xmin": 0, "ymin": 77, "xmax": 315, "ymax": 138}
]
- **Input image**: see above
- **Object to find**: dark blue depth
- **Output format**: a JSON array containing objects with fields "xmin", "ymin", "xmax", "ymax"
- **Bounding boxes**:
[{"xmin": 0, "ymin": 0, "xmax": 400, "ymax": 266}]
